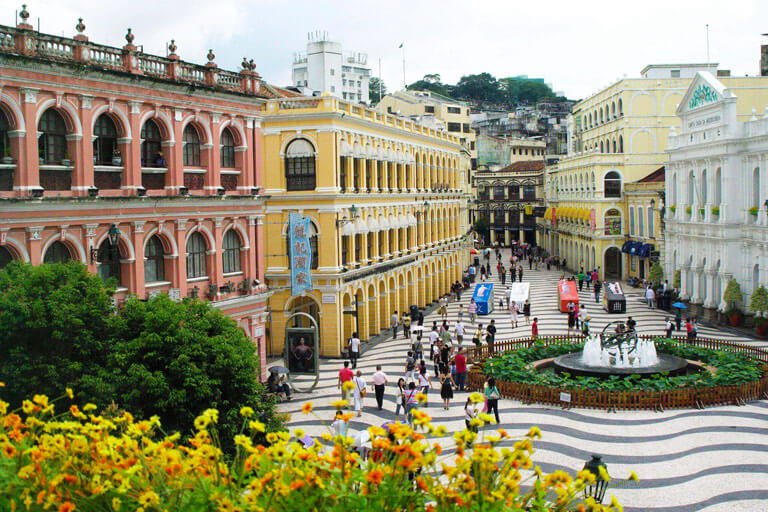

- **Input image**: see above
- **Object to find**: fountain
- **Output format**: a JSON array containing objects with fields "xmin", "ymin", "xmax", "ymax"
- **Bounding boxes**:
[{"xmin": 552, "ymin": 322, "xmax": 689, "ymax": 378}]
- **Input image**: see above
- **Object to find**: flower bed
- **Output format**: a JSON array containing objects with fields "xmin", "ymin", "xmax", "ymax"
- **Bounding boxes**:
[
  {"xmin": 0, "ymin": 388, "xmax": 633, "ymax": 511},
  {"xmin": 465, "ymin": 336, "xmax": 768, "ymax": 411}
]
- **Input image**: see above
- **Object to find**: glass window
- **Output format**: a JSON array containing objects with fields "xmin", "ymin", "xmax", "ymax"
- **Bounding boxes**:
[
  {"xmin": 222, "ymin": 230, "xmax": 242, "ymax": 274},
  {"xmin": 186, "ymin": 232, "xmax": 207, "ymax": 279},
  {"xmin": 97, "ymin": 239, "xmax": 122, "ymax": 285},
  {"xmin": 0, "ymin": 111, "xmax": 10, "ymax": 161},
  {"xmin": 38, "ymin": 109, "xmax": 67, "ymax": 165},
  {"xmin": 141, "ymin": 119, "xmax": 164, "ymax": 167},
  {"xmin": 523, "ymin": 185, "xmax": 536, "ymax": 200},
  {"xmin": 604, "ymin": 171, "xmax": 621, "ymax": 198},
  {"xmin": 604, "ymin": 209, "xmax": 622, "ymax": 236},
  {"xmin": 220, "ymin": 128, "xmax": 236, "ymax": 168},
  {"xmin": 93, "ymin": 115, "xmax": 118, "ymax": 166},
  {"xmin": 648, "ymin": 206, "xmax": 654, "ymax": 238},
  {"xmin": 285, "ymin": 139, "xmax": 316, "ymax": 191},
  {"xmin": 0, "ymin": 246, "xmax": 13, "ymax": 270},
  {"xmin": 447, "ymin": 107, "xmax": 461, "ymax": 114},
  {"xmin": 43, "ymin": 241, "xmax": 72, "ymax": 264},
  {"xmin": 183, "ymin": 125, "xmax": 201, "ymax": 167},
  {"xmin": 144, "ymin": 235, "xmax": 165, "ymax": 283},
  {"xmin": 638, "ymin": 206, "xmax": 645, "ymax": 237},
  {"xmin": 629, "ymin": 206, "xmax": 635, "ymax": 235}
]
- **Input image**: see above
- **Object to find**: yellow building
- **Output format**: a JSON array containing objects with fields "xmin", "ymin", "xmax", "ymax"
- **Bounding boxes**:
[
  {"xmin": 262, "ymin": 95, "xmax": 471, "ymax": 357},
  {"xmin": 510, "ymin": 139, "xmax": 546, "ymax": 162},
  {"xmin": 622, "ymin": 167, "xmax": 665, "ymax": 281},
  {"xmin": 542, "ymin": 63, "xmax": 768, "ymax": 279}
]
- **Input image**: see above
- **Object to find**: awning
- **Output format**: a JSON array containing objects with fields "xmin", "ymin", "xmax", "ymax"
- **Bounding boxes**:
[
  {"xmin": 367, "ymin": 217, "xmax": 380, "ymax": 232},
  {"xmin": 354, "ymin": 218, "xmax": 367, "ymax": 234},
  {"xmin": 341, "ymin": 222, "xmax": 356, "ymax": 236},
  {"xmin": 544, "ymin": 207, "xmax": 553, "ymax": 220},
  {"xmin": 340, "ymin": 139, "xmax": 353, "ymax": 157},
  {"xmin": 621, "ymin": 241, "xmax": 633, "ymax": 253},
  {"xmin": 627, "ymin": 241, "xmax": 643, "ymax": 255},
  {"xmin": 579, "ymin": 208, "xmax": 590, "ymax": 221},
  {"xmin": 639, "ymin": 243, "xmax": 655, "ymax": 258}
]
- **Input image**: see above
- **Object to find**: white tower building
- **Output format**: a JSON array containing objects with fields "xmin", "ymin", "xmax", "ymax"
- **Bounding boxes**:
[{"xmin": 292, "ymin": 31, "xmax": 371, "ymax": 104}]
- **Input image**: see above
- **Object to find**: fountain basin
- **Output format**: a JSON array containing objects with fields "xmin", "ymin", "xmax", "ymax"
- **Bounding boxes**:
[{"xmin": 552, "ymin": 352, "xmax": 690, "ymax": 378}]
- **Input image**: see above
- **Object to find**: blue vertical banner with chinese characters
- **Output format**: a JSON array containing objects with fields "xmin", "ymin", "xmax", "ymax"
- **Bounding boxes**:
[{"xmin": 289, "ymin": 212, "xmax": 312, "ymax": 296}]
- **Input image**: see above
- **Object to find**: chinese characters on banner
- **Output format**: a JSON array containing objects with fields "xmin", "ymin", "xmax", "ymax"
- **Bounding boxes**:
[{"xmin": 289, "ymin": 212, "xmax": 312, "ymax": 295}]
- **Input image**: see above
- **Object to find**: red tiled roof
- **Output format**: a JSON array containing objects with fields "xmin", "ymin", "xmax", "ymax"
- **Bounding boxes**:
[
  {"xmin": 637, "ymin": 166, "xmax": 665, "ymax": 183},
  {"xmin": 499, "ymin": 161, "xmax": 545, "ymax": 172}
]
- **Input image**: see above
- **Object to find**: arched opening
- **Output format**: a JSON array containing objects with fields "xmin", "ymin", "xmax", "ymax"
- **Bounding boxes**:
[
  {"xmin": 140, "ymin": 119, "xmax": 166, "ymax": 191},
  {"xmin": 604, "ymin": 208, "xmax": 621, "ymax": 235},
  {"xmin": 599, "ymin": 140, "xmax": 604, "ymax": 153},
  {"xmin": 752, "ymin": 167, "xmax": 760, "ymax": 209},
  {"xmin": 43, "ymin": 240, "xmax": 73, "ymax": 264},
  {"xmin": 285, "ymin": 139, "xmax": 316, "ymax": 191},
  {"xmin": 183, "ymin": 124, "xmax": 201, "ymax": 167},
  {"xmin": 713, "ymin": 260, "xmax": 721, "ymax": 306},
  {"xmin": 688, "ymin": 170, "xmax": 695, "ymax": 205},
  {"xmin": 220, "ymin": 127, "xmax": 236, "ymax": 175},
  {"xmin": 700, "ymin": 169, "xmax": 708, "ymax": 205},
  {"xmin": 286, "ymin": 295, "xmax": 320, "ymax": 329},
  {"xmin": 186, "ymin": 232, "xmax": 208, "ymax": 279},
  {"xmin": 699, "ymin": 259, "xmax": 707, "ymax": 302},
  {"xmin": 222, "ymin": 229, "xmax": 242, "ymax": 274},
  {"xmin": 97, "ymin": 238, "xmax": 123, "ymax": 286},
  {"xmin": 604, "ymin": 247, "xmax": 622, "ymax": 280},
  {"xmin": 604, "ymin": 171, "xmax": 621, "ymax": 198},
  {"xmin": 671, "ymin": 172, "xmax": 677, "ymax": 207},
  {"xmin": 0, "ymin": 245, "xmax": 14, "ymax": 270},
  {"xmin": 144, "ymin": 235, "xmax": 166, "ymax": 283},
  {"xmin": 93, "ymin": 114, "xmax": 121, "ymax": 190},
  {"xmin": 618, "ymin": 135, "xmax": 623, "ymax": 153},
  {"xmin": 753, "ymin": 264, "xmax": 760, "ymax": 293},
  {"xmin": 714, "ymin": 168, "xmax": 722, "ymax": 206},
  {"xmin": 39, "ymin": 109, "xmax": 71, "ymax": 191},
  {"xmin": 0, "ymin": 109, "xmax": 11, "ymax": 191},
  {"xmin": 618, "ymin": 98, "xmax": 623, "ymax": 115}
]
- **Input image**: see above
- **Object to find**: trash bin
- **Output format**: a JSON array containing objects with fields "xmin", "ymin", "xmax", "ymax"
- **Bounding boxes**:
[{"xmin": 602, "ymin": 282, "xmax": 626, "ymax": 314}]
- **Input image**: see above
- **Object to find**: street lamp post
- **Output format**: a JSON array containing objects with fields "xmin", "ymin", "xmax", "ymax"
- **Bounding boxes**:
[{"xmin": 583, "ymin": 454, "xmax": 609, "ymax": 504}]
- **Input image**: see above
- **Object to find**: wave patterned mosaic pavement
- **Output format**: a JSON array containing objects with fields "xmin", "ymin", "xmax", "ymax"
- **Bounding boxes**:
[{"xmin": 280, "ymin": 250, "xmax": 768, "ymax": 512}]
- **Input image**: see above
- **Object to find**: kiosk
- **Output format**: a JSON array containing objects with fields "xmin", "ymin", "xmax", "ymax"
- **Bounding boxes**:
[
  {"xmin": 508, "ymin": 282, "xmax": 530, "ymax": 304},
  {"xmin": 472, "ymin": 283, "xmax": 495, "ymax": 315},
  {"xmin": 558, "ymin": 280, "xmax": 579, "ymax": 312},
  {"xmin": 602, "ymin": 281, "xmax": 626, "ymax": 313}
]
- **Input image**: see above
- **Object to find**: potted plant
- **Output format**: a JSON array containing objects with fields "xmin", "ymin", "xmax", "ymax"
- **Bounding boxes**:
[
  {"xmin": 670, "ymin": 205, "xmax": 676, "ymax": 213},
  {"xmin": 750, "ymin": 285, "xmax": 768, "ymax": 337},
  {"xmin": 685, "ymin": 206, "xmax": 692, "ymax": 214},
  {"xmin": 61, "ymin": 152, "xmax": 72, "ymax": 167},
  {"xmin": 38, "ymin": 148, "xmax": 45, "ymax": 165},
  {"xmin": 1, "ymin": 146, "xmax": 13, "ymax": 164},
  {"xmin": 111, "ymin": 149, "xmax": 123, "ymax": 166},
  {"xmin": 749, "ymin": 206, "xmax": 759, "ymax": 216},
  {"xmin": 723, "ymin": 279, "xmax": 743, "ymax": 327},
  {"xmin": 712, "ymin": 206, "xmax": 720, "ymax": 216},
  {"xmin": 673, "ymin": 269, "xmax": 681, "ymax": 289}
]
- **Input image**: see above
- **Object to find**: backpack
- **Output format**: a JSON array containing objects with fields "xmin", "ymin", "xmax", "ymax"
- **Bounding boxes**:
[{"xmin": 406, "ymin": 357, "xmax": 415, "ymax": 371}]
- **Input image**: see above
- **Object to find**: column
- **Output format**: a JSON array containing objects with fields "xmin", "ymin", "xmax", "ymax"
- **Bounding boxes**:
[
  {"xmin": 76, "ymin": 94, "xmax": 94, "ymax": 196},
  {"xmin": 131, "ymin": 221, "xmax": 146, "ymax": 298},
  {"xmin": 703, "ymin": 269, "xmax": 717, "ymax": 308},
  {"xmin": 18, "ymin": 88, "xmax": 40, "ymax": 194},
  {"xmin": 206, "ymin": 114, "xmax": 222, "ymax": 195},
  {"xmin": 718, "ymin": 273, "xmax": 731, "ymax": 311},
  {"xmin": 124, "ymin": 101, "xmax": 142, "ymax": 194},
  {"xmin": 173, "ymin": 219, "xmax": 188, "ymax": 297}
]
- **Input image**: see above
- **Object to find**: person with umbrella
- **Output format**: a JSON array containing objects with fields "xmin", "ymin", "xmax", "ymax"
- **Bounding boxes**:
[
  {"xmin": 672, "ymin": 302, "xmax": 686, "ymax": 330},
  {"xmin": 266, "ymin": 367, "xmax": 291, "ymax": 401}
]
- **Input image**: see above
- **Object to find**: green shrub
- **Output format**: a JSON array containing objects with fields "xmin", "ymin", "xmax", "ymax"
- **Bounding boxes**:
[
  {"xmin": 723, "ymin": 279, "xmax": 742, "ymax": 314},
  {"xmin": 648, "ymin": 262, "xmax": 664, "ymax": 286},
  {"xmin": 673, "ymin": 269, "xmax": 681, "ymax": 289}
]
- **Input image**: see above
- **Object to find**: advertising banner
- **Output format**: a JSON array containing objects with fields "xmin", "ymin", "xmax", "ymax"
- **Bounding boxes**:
[
  {"xmin": 557, "ymin": 280, "xmax": 579, "ymax": 312},
  {"xmin": 472, "ymin": 283, "xmax": 495, "ymax": 315},
  {"xmin": 289, "ymin": 212, "xmax": 312, "ymax": 296}
]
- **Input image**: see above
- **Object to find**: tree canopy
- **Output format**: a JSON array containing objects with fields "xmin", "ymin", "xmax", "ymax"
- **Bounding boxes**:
[
  {"xmin": 369, "ymin": 77, "xmax": 387, "ymax": 104},
  {"xmin": 407, "ymin": 72, "xmax": 566, "ymax": 106}
]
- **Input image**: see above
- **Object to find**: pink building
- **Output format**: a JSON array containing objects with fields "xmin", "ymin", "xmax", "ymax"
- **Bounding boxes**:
[{"xmin": 0, "ymin": 8, "xmax": 293, "ymax": 379}]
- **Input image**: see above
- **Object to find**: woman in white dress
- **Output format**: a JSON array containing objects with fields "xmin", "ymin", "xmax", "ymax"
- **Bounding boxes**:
[
  {"xmin": 509, "ymin": 301, "xmax": 519, "ymax": 328},
  {"xmin": 352, "ymin": 370, "xmax": 366, "ymax": 417}
]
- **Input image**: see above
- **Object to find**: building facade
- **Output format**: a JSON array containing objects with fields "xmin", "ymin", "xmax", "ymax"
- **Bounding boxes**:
[
  {"xmin": 622, "ymin": 167, "xmax": 664, "ymax": 281},
  {"xmin": 542, "ymin": 64, "xmax": 724, "ymax": 280},
  {"xmin": 665, "ymin": 72, "xmax": 768, "ymax": 318},
  {"xmin": 262, "ymin": 96, "xmax": 470, "ymax": 357},
  {"xmin": 292, "ymin": 31, "xmax": 371, "ymax": 104},
  {"xmin": 0, "ymin": 13, "xmax": 282, "ymax": 377}
]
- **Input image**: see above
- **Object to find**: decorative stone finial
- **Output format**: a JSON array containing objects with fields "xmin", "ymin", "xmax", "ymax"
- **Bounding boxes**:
[
  {"xmin": 207, "ymin": 49, "xmax": 215, "ymax": 63},
  {"xmin": 76, "ymin": 17, "xmax": 85, "ymax": 34},
  {"xmin": 125, "ymin": 28, "xmax": 134, "ymax": 44},
  {"xmin": 249, "ymin": 59, "xmax": 256, "ymax": 71},
  {"xmin": 168, "ymin": 39, "xmax": 177, "ymax": 54},
  {"xmin": 19, "ymin": 4, "xmax": 29, "ymax": 23},
  {"xmin": 242, "ymin": 57, "xmax": 249, "ymax": 70}
]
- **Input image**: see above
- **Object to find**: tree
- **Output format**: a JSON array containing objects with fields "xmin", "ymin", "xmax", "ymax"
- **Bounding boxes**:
[
  {"xmin": 723, "ymin": 279, "xmax": 743, "ymax": 313},
  {"xmin": 749, "ymin": 285, "xmax": 768, "ymax": 325},
  {"xmin": 648, "ymin": 262, "xmax": 664, "ymax": 286},
  {"xmin": 105, "ymin": 294, "xmax": 279, "ymax": 450},
  {"xmin": 369, "ymin": 77, "xmax": 386, "ymax": 105},
  {"xmin": 473, "ymin": 218, "xmax": 490, "ymax": 244},
  {"xmin": 454, "ymin": 73, "xmax": 503, "ymax": 103},
  {"xmin": 0, "ymin": 261, "xmax": 114, "ymax": 407},
  {"xmin": 407, "ymin": 74, "xmax": 448, "ymax": 96}
]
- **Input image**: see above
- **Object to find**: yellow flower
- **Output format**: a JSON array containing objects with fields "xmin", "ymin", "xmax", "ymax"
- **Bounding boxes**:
[
  {"xmin": 194, "ymin": 415, "xmax": 210, "ymax": 431},
  {"xmin": 432, "ymin": 425, "xmax": 447, "ymax": 437},
  {"xmin": 478, "ymin": 413, "xmax": 495, "ymax": 424},
  {"xmin": 598, "ymin": 465, "xmax": 611, "ymax": 482},
  {"xmin": 342, "ymin": 381, "xmax": 356, "ymax": 392},
  {"xmin": 266, "ymin": 432, "xmax": 278, "ymax": 444},
  {"xmin": 610, "ymin": 494, "xmax": 623, "ymax": 511},
  {"xmin": 301, "ymin": 402, "xmax": 313, "ymax": 414},
  {"xmin": 112, "ymin": 497, "xmax": 121, "ymax": 511},
  {"xmin": 293, "ymin": 428, "xmax": 305, "ymax": 439},
  {"xmin": 628, "ymin": 470, "xmax": 640, "ymax": 482},
  {"xmin": 0, "ymin": 382, "xmax": 4, "ymax": 387},
  {"xmin": 22, "ymin": 400, "xmax": 36, "ymax": 414},
  {"xmin": 330, "ymin": 400, "xmax": 348, "ymax": 409},
  {"xmin": 240, "ymin": 406, "xmax": 254, "ymax": 418},
  {"xmin": 32, "ymin": 394, "xmax": 49, "ymax": 407},
  {"xmin": 138, "ymin": 490, "xmax": 160, "ymax": 507},
  {"xmin": 83, "ymin": 403, "xmax": 98, "ymax": 412},
  {"xmin": 249, "ymin": 420, "xmax": 265, "ymax": 433},
  {"xmin": 65, "ymin": 388, "xmax": 74, "ymax": 400},
  {"xmin": 469, "ymin": 392, "xmax": 484, "ymax": 404},
  {"xmin": 234, "ymin": 435, "xmax": 253, "ymax": 449},
  {"xmin": 416, "ymin": 392, "xmax": 428, "ymax": 404},
  {"xmin": 526, "ymin": 426, "xmax": 542, "ymax": 439},
  {"xmin": 469, "ymin": 418, "xmax": 484, "ymax": 427}
]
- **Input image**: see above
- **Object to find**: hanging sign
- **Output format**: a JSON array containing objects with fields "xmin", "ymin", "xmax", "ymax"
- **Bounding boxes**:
[{"xmin": 289, "ymin": 212, "xmax": 312, "ymax": 296}]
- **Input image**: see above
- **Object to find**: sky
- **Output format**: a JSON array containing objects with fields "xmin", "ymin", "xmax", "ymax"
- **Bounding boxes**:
[{"xmin": 4, "ymin": 0, "xmax": 766, "ymax": 100}]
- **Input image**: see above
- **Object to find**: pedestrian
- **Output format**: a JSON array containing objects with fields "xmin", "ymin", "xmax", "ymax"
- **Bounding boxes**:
[
  {"xmin": 352, "ymin": 370, "xmax": 366, "ymax": 417},
  {"xmin": 394, "ymin": 378, "xmax": 407, "ymax": 420},
  {"xmin": 566, "ymin": 301, "xmax": 576, "ymax": 336},
  {"xmin": 585, "ymin": 269, "xmax": 592, "ymax": 289},
  {"xmin": 417, "ymin": 367, "xmax": 432, "ymax": 405},
  {"xmin": 486, "ymin": 319, "xmax": 497, "ymax": 354},
  {"xmin": 464, "ymin": 397, "xmax": 478, "ymax": 432},
  {"xmin": 417, "ymin": 309, "xmax": 424, "ymax": 326},
  {"xmin": 509, "ymin": 300, "xmax": 519, "ymax": 328},
  {"xmin": 532, "ymin": 317, "xmax": 539, "ymax": 339},
  {"xmin": 591, "ymin": 269, "xmax": 599, "ymax": 286},
  {"xmin": 574, "ymin": 301, "xmax": 580, "ymax": 329},
  {"xmin": 429, "ymin": 326, "xmax": 439, "ymax": 351},
  {"xmin": 593, "ymin": 279, "xmax": 602, "ymax": 304},
  {"xmin": 523, "ymin": 299, "xmax": 531, "ymax": 325},
  {"xmin": 405, "ymin": 382, "xmax": 418, "ymax": 426},
  {"xmin": 484, "ymin": 377, "xmax": 501, "ymax": 425},
  {"xmin": 518, "ymin": 266, "xmax": 523, "ymax": 282},
  {"xmin": 391, "ymin": 311, "xmax": 399, "ymax": 339},
  {"xmin": 458, "ymin": 304, "xmax": 465, "ymax": 323},
  {"xmin": 454, "ymin": 319, "xmax": 465, "ymax": 347},
  {"xmin": 675, "ymin": 311, "xmax": 682, "ymax": 331},
  {"xmin": 692, "ymin": 317, "xmax": 699, "ymax": 340},
  {"xmin": 331, "ymin": 410, "xmax": 348, "ymax": 437},
  {"xmin": 665, "ymin": 317, "xmax": 673, "ymax": 338},
  {"xmin": 454, "ymin": 348, "xmax": 467, "ymax": 391},
  {"xmin": 579, "ymin": 305, "xmax": 588, "ymax": 331},
  {"xmin": 405, "ymin": 351, "xmax": 416, "ymax": 382},
  {"xmin": 529, "ymin": 256, "xmax": 533, "ymax": 270},
  {"xmin": 440, "ymin": 367, "xmax": 456, "ymax": 410},
  {"xmin": 501, "ymin": 265, "xmax": 507, "ymax": 285},
  {"xmin": 582, "ymin": 315, "xmax": 591, "ymax": 336},
  {"xmin": 645, "ymin": 286, "xmax": 656, "ymax": 308},
  {"xmin": 627, "ymin": 316, "xmax": 637, "ymax": 331},
  {"xmin": 431, "ymin": 341, "xmax": 441, "ymax": 377},
  {"xmin": 412, "ymin": 335, "xmax": 423, "ymax": 361},
  {"xmin": 402, "ymin": 312, "xmax": 412, "ymax": 339},
  {"xmin": 473, "ymin": 323, "xmax": 483, "ymax": 347},
  {"xmin": 439, "ymin": 296, "xmax": 448, "ymax": 322},
  {"xmin": 371, "ymin": 365, "xmax": 388, "ymax": 411},
  {"xmin": 577, "ymin": 269, "xmax": 585, "ymax": 291},
  {"xmin": 487, "ymin": 261, "xmax": 492, "ymax": 277},
  {"xmin": 337, "ymin": 361, "xmax": 354, "ymax": 407},
  {"xmin": 685, "ymin": 317, "xmax": 693, "ymax": 342},
  {"xmin": 511, "ymin": 266, "xmax": 517, "ymax": 283},
  {"xmin": 468, "ymin": 299, "xmax": 477, "ymax": 324},
  {"xmin": 347, "ymin": 332, "xmax": 361, "ymax": 369}
]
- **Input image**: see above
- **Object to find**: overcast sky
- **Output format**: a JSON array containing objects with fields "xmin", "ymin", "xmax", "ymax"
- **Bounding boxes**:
[{"xmin": 7, "ymin": 0, "xmax": 766, "ymax": 100}]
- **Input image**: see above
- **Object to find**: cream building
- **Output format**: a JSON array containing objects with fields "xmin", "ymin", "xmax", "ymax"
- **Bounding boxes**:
[{"xmin": 262, "ymin": 96, "xmax": 471, "ymax": 357}]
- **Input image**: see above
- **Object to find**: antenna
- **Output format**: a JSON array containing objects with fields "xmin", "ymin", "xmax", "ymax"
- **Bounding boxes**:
[{"xmin": 706, "ymin": 24, "xmax": 710, "ymax": 65}]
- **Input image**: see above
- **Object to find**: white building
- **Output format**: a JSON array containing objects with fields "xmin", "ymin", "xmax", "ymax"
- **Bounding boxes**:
[
  {"xmin": 291, "ymin": 31, "xmax": 371, "ymax": 104},
  {"xmin": 665, "ymin": 71, "xmax": 768, "ymax": 316}
]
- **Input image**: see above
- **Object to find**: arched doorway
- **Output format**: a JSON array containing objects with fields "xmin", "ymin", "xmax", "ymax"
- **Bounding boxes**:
[
  {"xmin": 604, "ymin": 247, "xmax": 622, "ymax": 280},
  {"xmin": 286, "ymin": 295, "xmax": 320, "ymax": 329}
]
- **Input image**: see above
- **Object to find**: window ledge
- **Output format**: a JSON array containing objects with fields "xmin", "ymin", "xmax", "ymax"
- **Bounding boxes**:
[
  {"xmin": 39, "ymin": 165, "xmax": 74, "ymax": 171},
  {"xmin": 223, "ymin": 271, "xmax": 244, "ymax": 277},
  {"xmin": 221, "ymin": 169, "xmax": 241, "ymax": 175},
  {"xmin": 95, "ymin": 165, "xmax": 124, "ymax": 172},
  {"xmin": 0, "ymin": 163, "xmax": 16, "ymax": 170},
  {"xmin": 145, "ymin": 280, "xmax": 172, "ymax": 289},
  {"xmin": 141, "ymin": 167, "xmax": 168, "ymax": 174},
  {"xmin": 186, "ymin": 276, "xmax": 209, "ymax": 283},
  {"xmin": 114, "ymin": 287, "xmax": 129, "ymax": 293},
  {"xmin": 184, "ymin": 168, "xmax": 207, "ymax": 174}
]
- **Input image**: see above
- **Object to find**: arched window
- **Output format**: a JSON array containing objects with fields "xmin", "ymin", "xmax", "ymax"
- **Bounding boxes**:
[
  {"xmin": 97, "ymin": 238, "xmax": 122, "ymax": 285},
  {"xmin": 604, "ymin": 171, "xmax": 621, "ymax": 198},
  {"xmin": 599, "ymin": 141, "xmax": 604, "ymax": 153},
  {"xmin": 141, "ymin": 119, "xmax": 164, "ymax": 168},
  {"xmin": 144, "ymin": 235, "xmax": 165, "ymax": 283},
  {"xmin": 0, "ymin": 110, "xmax": 9, "ymax": 162},
  {"xmin": 618, "ymin": 98, "xmax": 623, "ymax": 115},
  {"xmin": 38, "ymin": 109, "xmax": 67, "ymax": 165},
  {"xmin": 611, "ymin": 139, "xmax": 616, "ymax": 153},
  {"xmin": 183, "ymin": 125, "xmax": 201, "ymax": 166},
  {"xmin": 222, "ymin": 230, "xmax": 242, "ymax": 274},
  {"xmin": 220, "ymin": 128, "xmax": 236, "ymax": 168},
  {"xmin": 285, "ymin": 139, "xmax": 316, "ymax": 191},
  {"xmin": 604, "ymin": 208, "xmax": 622, "ymax": 235},
  {"xmin": 286, "ymin": 221, "xmax": 319, "ymax": 270},
  {"xmin": 186, "ymin": 232, "xmax": 207, "ymax": 279},
  {"xmin": 629, "ymin": 206, "xmax": 635, "ymax": 235},
  {"xmin": 43, "ymin": 241, "xmax": 72, "ymax": 264},
  {"xmin": 688, "ymin": 170, "xmax": 695, "ymax": 204},
  {"xmin": 754, "ymin": 264, "xmax": 760, "ymax": 293},
  {"xmin": 753, "ymin": 167, "xmax": 760, "ymax": 208},
  {"xmin": 93, "ymin": 115, "xmax": 118, "ymax": 166},
  {"xmin": 611, "ymin": 101, "xmax": 616, "ymax": 117},
  {"xmin": 671, "ymin": 172, "xmax": 677, "ymax": 206},
  {"xmin": 700, "ymin": 169, "xmax": 708, "ymax": 204},
  {"xmin": 714, "ymin": 168, "xmax": 722, "ymax": 206},
  {"xmin": 618, "ymin": 135, "xmax": 623, "ymax": 153},
  {"xmin": 648, "ymin": 205, "xmax": 654, "ymax": 238},
  {"xmin": 0, "ymin": 246, "xmax": 13, "ymax": 270}
]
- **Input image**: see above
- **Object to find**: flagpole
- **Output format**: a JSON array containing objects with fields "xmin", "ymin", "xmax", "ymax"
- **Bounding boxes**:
[
  {"xmin": 400, "ymin": 42, "xmax": 406, "ymax": 90},
  {"xmin": 378, "ymin": 57, "xmax": 382, "ymax": 103}
]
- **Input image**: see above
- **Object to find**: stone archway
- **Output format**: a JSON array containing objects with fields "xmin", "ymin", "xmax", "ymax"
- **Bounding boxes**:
[{"xmin": 604, "ymin": 247, "xmax": 622, "ymax": 280}]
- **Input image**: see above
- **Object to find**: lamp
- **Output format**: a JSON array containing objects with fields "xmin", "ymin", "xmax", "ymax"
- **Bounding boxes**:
[
  {"xmin": 179, "ymin": 186, "xmax": 189, "ymax": 196},
  {"xmin": 107, "ymin": 224, "xmax": 120, "ymax": 248},
  {"xmin": 764, "ymin": 199, "xmax": 768, "ymax": 213},
  {"xmin": 349, "ymin": 204, "xmax": 358, "ymax": 218},
  {"xmin": 88, "ymin": 187, "xmax": 99, "ymax": 198},
  {"xmin": 217, "ymin": 187, "xmax": 225, "ymax": 196},
  {"xmin": 582, "ymin": 455, "xmax": 609, "ymax": 504},
  {"xmin": 650, "ymin": 198, "xmax": 655, "ymax": 208},
  {"xmin": 137, "ymin": 187, "xmax": 147, "ymax": 197}
]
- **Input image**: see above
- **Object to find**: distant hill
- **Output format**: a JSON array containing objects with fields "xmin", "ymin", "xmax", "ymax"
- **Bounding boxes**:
[{"xmin": 406, "ymin": 73, "xmax": 570, "ymax": 110}]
